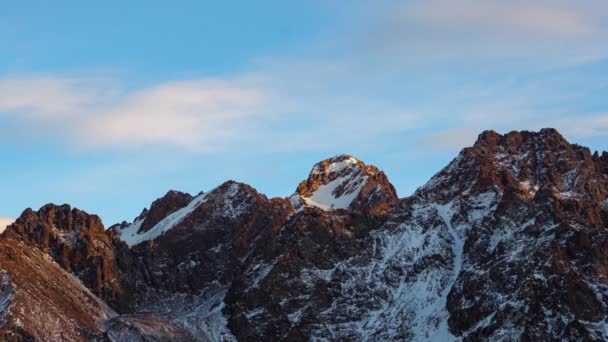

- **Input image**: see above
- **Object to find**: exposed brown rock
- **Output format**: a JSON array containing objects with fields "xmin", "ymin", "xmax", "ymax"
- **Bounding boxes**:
[
  {"xmin": 138, "ymin": 190, "xmax": 194, "ymax": 234},
  {"xmin": 3, "ymin": 204, "xmax": 127, "ymax": 310},
  {"xmin": 0, "ymin": 236, "xmax": 115, "ymax": 341}
]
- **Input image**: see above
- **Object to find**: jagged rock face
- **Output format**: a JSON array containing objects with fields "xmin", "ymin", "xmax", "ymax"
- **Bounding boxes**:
[
  {"xmin": 3, "ymin": 204, "xmax": 126, "ymax": 309},
  {"xmin": 402, "ymin": 128, "xmax": 608, "ymax": 340},
  {"xmin": 108, "ymin": 181, "xmax": 293, "ymax": 340},
  {"xmin": 223, "ymin": 207, "xmax": 390, "ymax": 340},
  {"xmin": 470, "ymin": 128, "xmax": 608, "ymax": 205},
  {"xmin": 118, "ymin": 181, "xmax": 291, "ymax": 295},
  {"xmin": 437, "ymin": 129, "xmax": 608, "ymax": 340},
  {"xmin": 291, "ymin": 155, "xmax": 398, "ymax": 214},
  {"xmin": 137, "ymin": 190, "xmax": 194, "ymax": 234}
]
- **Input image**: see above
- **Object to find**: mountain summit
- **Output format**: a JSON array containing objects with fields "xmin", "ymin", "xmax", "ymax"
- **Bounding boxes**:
[
  {"xmin": 2, "ymin": 128, "xmax": 608, "ymax": 341},
  {"xmin": 290, "ymin": 154, "xmax": 398, "ymax": 213}
]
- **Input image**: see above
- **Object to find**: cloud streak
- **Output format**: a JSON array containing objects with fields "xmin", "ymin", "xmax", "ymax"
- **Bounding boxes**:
[
  {"xmin": 0, "ymin": 75, "xmax": 280, "ymax": 150},
  {"xmin": 0, "ymin": 60, "xmax": 425, "ymax": 151},
  {"xmin": 0, "ymin": 76, "xmax": 99, "ymax": 118},
  {"xmin": 81, "ymin": 78, "xmax": 277, "ymax": 149},
  {"xmin": 352, "ymin": 0, "xmax": 608, "ymax": 65},
  {"xmin": 410, "ymin": 0, "xmax": 594, "ymax": 36}
]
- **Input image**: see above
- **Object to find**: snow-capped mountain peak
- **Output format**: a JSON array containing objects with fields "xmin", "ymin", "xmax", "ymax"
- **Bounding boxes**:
[
  {"xmin": 290, "ymin": 155, "xmax": 397, "ymax": 212},
  {"xmin": 112, "ymin": 191, "xmax": 209, "ymax": 247},
  {"xmin": 111, "ymin": 181, "xmax": 269, "ymax": 247},
  {"xmin": 4, "ymin": 129, "xmax": 608, "ymax": 341}
]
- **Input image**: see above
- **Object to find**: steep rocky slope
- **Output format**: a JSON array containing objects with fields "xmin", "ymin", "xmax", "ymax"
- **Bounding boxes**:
[
  {"xmin": 109, "ymin": 181, "xmax": 293, "ymax": 340},
  {"xmin": 2, "ymin": 129, "xmax": 608, "ymax": 341},
  {"xmin": 0, "ymin": 235, "xmax": 116, "ymax": 341},
  {"xmin": 3, "ymin": 205, "xmax": 127, "ymax": 309}
]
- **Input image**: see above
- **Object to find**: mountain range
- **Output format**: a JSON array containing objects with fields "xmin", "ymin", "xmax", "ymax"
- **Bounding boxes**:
[{"xmin": 2, "ymin": 128, "xmax": 608, "ymax": 341}]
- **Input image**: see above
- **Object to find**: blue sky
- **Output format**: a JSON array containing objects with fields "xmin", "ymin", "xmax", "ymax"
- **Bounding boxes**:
[{"xmin": 1, "ymin": 0, "xmax": 608, "ymax": 226}]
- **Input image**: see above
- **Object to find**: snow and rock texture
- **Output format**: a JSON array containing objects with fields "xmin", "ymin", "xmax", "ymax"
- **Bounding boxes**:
[
  {"xmin": 292, "ymin": 154, "xmax": 398, "ymax": 214},
  {"xmin": 3, "ymin": 128, "xmax": 608, "ymax": 341},
  {"xmin": 136, "ymin": 190, "xmax": 194, "ymax": 235},
  {"xmin": 0, "ymin": 271, "xmax": 14, "ymax": 334},
  {"xmin": 104, "ymin": 314, "xmax": 195, "ymax": 342},
  {"xmin": 109, "ymin": 180, "xmax": 291, "ymax": 340},
  {"xmin": 111, "ymin": 191, "xmax": 207, "ymax": 247},
  {"xmin": 220, "ymin": 130, "xmax": 608, "ymax": 341},
  {"xmin": 294, "ymin": 155, "xmax": 367, "ymax": 210}
]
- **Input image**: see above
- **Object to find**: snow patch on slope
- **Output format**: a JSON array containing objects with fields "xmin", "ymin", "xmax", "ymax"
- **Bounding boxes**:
[
  {"xmin": 301, "ymin": 175, "xmax": 368, "ymax": 210},
  {"xmin": 129, "ymin": 284, "xmax": 236, "ymax": 342},
  {"xmin": 173, "ymin": 287, "xmax": 236, "ymax": 342},
  {"xmin": 118, "ymin": 192, "xmax": 209, "ymax": 247},
  {"xmin": 296, "ymin": 186, "xmax": 501, "ymax": 341},
  {"xmin": 427, "ymin": 201, "xmax": 463, "ymax": 341},
  {"xmin": 306, "ymin": 200, "xmax": 465, "ymax": 341}
]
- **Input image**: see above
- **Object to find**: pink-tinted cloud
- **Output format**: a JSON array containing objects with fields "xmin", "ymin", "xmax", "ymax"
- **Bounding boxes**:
[
  {"xmin": 0, "ymin": 75, "xmax": 277, "ymax": 150},
  {"xmin": 0, "ymin": 217, "xmax": 14, "ymax": 233}
]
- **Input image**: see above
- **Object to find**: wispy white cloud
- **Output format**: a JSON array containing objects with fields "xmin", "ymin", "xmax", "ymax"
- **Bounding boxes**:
[
  {"xmin": 0, "ymin": 76, "xmax": 100, "ymax": 118},
  {"xmin": 0, "ymin": 72, "xmax": 422, "ymax": 151},
  {"xmin": 80, "ymin": 77, "xmax": 278, "ymax": 149},
  {"xmin": 0, "ymin": 75, "xmax": 280, "ymax": 150},
  {"xmin": 1, "ymin": 1, "xmax": 607, "ymax": 153}
]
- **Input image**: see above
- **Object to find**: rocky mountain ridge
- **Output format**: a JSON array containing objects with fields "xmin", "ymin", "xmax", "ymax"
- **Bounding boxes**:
[{"xmin": 2, "ymin": 128, "xmax": 608, "ymax": 341}]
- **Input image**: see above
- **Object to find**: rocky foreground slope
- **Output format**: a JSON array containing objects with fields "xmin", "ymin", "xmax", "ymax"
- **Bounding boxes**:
[{"xmin": 2, "ymin": 128, "xmax": 608, "ymax": 341}]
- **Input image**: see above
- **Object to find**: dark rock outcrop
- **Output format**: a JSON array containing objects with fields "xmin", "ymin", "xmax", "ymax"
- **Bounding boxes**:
[
  {"xmin": 292, "ymin": 154, "xmax": 398, "ymax": 215},
  {"xmin": 3, "ymin": 204, "xmax": 127, "ymax": 310},
  {"xmin": 137, "ymin": 190, "xmax": 194, "ymax": 234}
]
